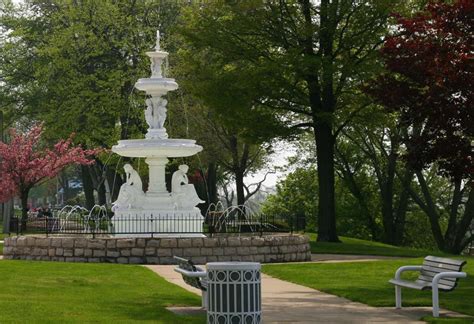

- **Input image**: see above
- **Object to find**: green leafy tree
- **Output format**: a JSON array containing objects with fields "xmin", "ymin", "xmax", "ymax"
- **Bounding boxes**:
[
  {"xmin": 1, "ymin": 0, "xmax": 182, "ymax": 208},
  {"xmin": 174, "ymin": 1, "xmax": 401, "ymax": 241}
]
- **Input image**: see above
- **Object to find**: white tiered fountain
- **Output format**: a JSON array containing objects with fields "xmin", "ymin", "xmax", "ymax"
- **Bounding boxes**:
[{"xmin": 111, "ymin": 31, "xmax": 204, "ymax": 237}]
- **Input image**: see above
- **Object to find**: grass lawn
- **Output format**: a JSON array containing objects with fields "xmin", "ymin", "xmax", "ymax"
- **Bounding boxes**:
[
  {"xmin": 0, "ymin": 260, "xmax": 205, "ymax": 323},
  {"xmin": 307, "ymin": 233, "xmax": 446, "ymax": 257},
  {"xmin": 263, "ymin": 257, "xmax": 474, "ymax": 323}
]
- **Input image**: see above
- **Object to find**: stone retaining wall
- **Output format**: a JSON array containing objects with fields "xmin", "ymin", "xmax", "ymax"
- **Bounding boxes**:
[{"xmin": 3, "ymin": 235, "xmax": 311, "ymax": 264}]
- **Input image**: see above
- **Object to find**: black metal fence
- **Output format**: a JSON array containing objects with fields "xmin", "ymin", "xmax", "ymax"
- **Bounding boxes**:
[{"xmin": 8, "ymin": 213, "xmax": 306, "ymax": 237}]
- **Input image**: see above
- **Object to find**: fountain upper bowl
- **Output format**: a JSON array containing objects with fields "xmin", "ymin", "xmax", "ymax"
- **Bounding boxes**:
[{"xmin": 112, "ymin": 138, "xmax": 202, "ymax": 158}]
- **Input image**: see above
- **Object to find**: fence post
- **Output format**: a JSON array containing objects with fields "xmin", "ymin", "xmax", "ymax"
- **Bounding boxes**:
[{"xmin": 45, "ymin": 217, "xmax": 49, "ymax": 237}]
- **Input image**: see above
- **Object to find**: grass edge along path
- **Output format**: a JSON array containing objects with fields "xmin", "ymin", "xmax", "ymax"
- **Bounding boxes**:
[
  {"xmin": 263, "ymin": 257, "xmax": 474, "ymax": 324},
  {"xmin": 0, "ymin": 260, "xmax": 205, "ymax": 323},
  {"xmin": 307, "ymin": 234, "xmax": 447, "ymax": 257}
]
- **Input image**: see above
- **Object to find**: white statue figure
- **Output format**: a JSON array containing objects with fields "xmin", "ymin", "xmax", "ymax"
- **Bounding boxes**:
[
  {"xmin": 112, "ymin": 164, "xmax": 145, "ymax": 211},
  {"xmin": 150, "ymin": 58, "xmax": 162, "ymax": 78},
  {"xmin": 145, "ymin": 97, "xmax": 167, "ymax": 130},
  {"xmin": 171, "ymin": 164, "xmax": 204, "ymax": 209},
  {"xmin": 155, "ymin": 30, "xmax": 161, "ymax": 51}
]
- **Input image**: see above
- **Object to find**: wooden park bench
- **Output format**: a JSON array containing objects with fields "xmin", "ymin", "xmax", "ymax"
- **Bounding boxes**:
[
  {"xmin": 389, "ymin": 256, "xmax": 467, "ymax": 317},
  {"xmin": 173, "ymin": 256, "xmax": 208, "ymax": 309}
]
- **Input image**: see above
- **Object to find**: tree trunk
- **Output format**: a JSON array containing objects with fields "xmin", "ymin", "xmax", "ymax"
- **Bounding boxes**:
[
  {"xmin": 207, "ymin": 162, "xmax": 218, "ymax": 205},
  {"xmin": 81, "ymin": 165, "xmax": 95, "ymax": 210},
  {"xmin": 315, "ymin": 125, "xmax": 339, "ymax": 242},
  {"xmin": 98, "ymin": 181, "xmax": 107, "ymax": 206},
  {"xmin": 235, "ymin": 168, "xmax": 246, "ymax": 207}
]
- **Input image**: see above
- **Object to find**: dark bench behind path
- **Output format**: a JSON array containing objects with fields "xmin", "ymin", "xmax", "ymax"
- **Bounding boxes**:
[
  {"xmin": 389, "ymin": 256, "xmax": 467, "ymax": 317},
  {"xmin": 173, "ymin": 256, "xmax": 208, "ymax": 309}
]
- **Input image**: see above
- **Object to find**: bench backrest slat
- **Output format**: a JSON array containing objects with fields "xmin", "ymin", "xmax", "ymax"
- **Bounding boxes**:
[{"xmin": 417, "ymin": 256, "xmax": 466, "ymax": 292}]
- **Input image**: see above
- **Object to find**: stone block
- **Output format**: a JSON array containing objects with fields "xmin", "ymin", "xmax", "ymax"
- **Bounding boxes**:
[
  {"xmin": 131, "ymin": 248, "xmax": 144, "ymax": 257},
  {"xmin": 74, "ymin": 248, "xmax": 84, "ymax": 257},
  {"xmin": 240, "ymin": 237, "xmax": 252, "ymax": 246},
  {"xmin": 145, "ymin": 248, "xmax": 156, "ymax": 256},
  {"xmin": 84, "ymin": 249, "xmax": 93, "ymax": 257},
  {"xmin": 35, "ymin": 238, "xmax": 50, "ymax": 247},
  {"xmin": 171, "ymin": 248, "xmax": 183, "ymax": 256},
  {"xmin": 218, "ymin": 237, "xmax": 227, "ymax": 246},
  {"xmin": 206, "ymin": 256, "xmax": 218, "ymax": 262},
  {"xmin": 265, "ymin": 254, "xmax": 278, "ymax": 263},
  {"xmin": 157, "ymin": 248, "xmax": 171, "ymax": 257},
  {"xmin": 136, "ymin": 239, "xmax": 146, "ymax": 248},
  {"xmin": 177, "ymin": 238, "xmax": 192, "ymax": 248},
  {"xmin": 278, "ymin": 246, "xmax": 289, "ymax": 254},
  {"xmin": 50, "ymin": 238, "xmax": 62, "ymax": 248},
  {"xmin": 159, "ymin": 257, "xmax": 174, "ymax": 264},
  {"xmin": 64, "ymin": 249, "xmax": 74, "ymax": 257},
  {"xmin": 251, "ymin": 237, "xmax": 265, "ymax": 246},
  {"xmin": 121, "ymin": 249, "xmax": 131, "ymax": 257},
  {"xmin": 190, "ymin": 238, "xmax": 203, "ymax": 247},
  {"xmin": 212, "ymin": 248, "xmax": 224, "ymax": 256},
  {"xmin": 62, "ymin": 238, "xmax": 75, "ymax": 248},
  {"xmin": 93, "ymin": 250, "xmax": 106, "ymax": 257},
  {"xmin": 190, "ymin": 256, "xmax": 206, "ymax": 265},
  {"xmin": 116, "ymin": 239, "xmax": 135, "ymax": 248},
  {"xmin": 106, "ymin": 250, "xmax": 120, "ymax": 258},
  {"xmin": 88, "ymin": 239, "xmax": 106, "ymax": 249},
  {"xmin": 200, "ymin": 248, "xmax": 213, "ymax": 255},
  {"xmin": 249, "ymin": 246, "xmax": 258, "ymax": 254},
  {"xmin": 106, "ymin": 239, "xmax": 117, "ymax": 249},
  {"xmin": 203, "ymin": 238, "xmax": 218, "ymax": 248},
  {"xmin": 56, "ymin": 248, "xmax": 64, "ymax": 256},
  {"xmin": 224, "ymin": 247, "xmax": 237, "ymax": 255},
  {"xmin": 48, "ymin": 248, "xmax": 56, "ymax": 257},
  {"xmin": 16, "ymin": 237, "xmax": 27, "ymax": 247},
  {"xmin": 129, "ymin": 257, "xmax": 144, "ymax": 264},
  {"xmin": 236, "ymin": 247, "xmax": 250, "ymax": 255},
  {"xmin": 271, "ymin": 246, "xmax": 279, "ymax": 253},
  {"xmin": 74, "ymin": 238, "xmax": 87, "ymax": 248},
  {"xmin": 257, "ymin": 246, "xmax": 271, "ymax": 254},
  {"xmin": 145, "ymin": 257, "xmax": 159, "ymax": 264},
  {"xmin": 240, "ymin": 255, "xmax": 254, "ymax": 262},
  {"xmin": 26, "ymin": 236, "xmax": 36, "ymax": 246},
  {"xmin": 51, "ymin": 257, "xmax": 65, "ymax": 262},
  {"xmin": 253, "ymin": 255, "xmax": 265, "ymax": 263},
  {"xmin": 88, "ymin": 258, "xmax": 100, "ymax": 263},
  {"xmin": 217, "ymin": 255, "xmax": 230, "ymax": 261},
  {"xmin": 227, "ymin": 237, "xmax": 241, "ymax": 247},
  {"xmin": 117, "ymin": 257, "xmax": 129, "ymax": 264},
  {"xmin": 147, "ymin": 239, "xmax": 161, "ymax": 247},
  {"xmin": 183, "ymin": 248, "xmax": 200, "ymax": 256}
]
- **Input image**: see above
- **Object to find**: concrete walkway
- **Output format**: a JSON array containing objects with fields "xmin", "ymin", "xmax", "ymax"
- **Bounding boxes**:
[{"xmin": 145, "ymin": 264, "xmax": 465, "ymax": 323}]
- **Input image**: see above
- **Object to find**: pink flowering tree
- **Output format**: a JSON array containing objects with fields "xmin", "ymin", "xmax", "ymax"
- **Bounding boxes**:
[{"xmin": 0, "ymin": 125, "xmax": 99, "ymax": 220}]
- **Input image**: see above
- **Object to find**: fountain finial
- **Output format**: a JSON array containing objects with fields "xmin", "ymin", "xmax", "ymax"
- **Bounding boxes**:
[{"xmin": 155, "ymin": 30, "xmax": 160, "ymax": 51}]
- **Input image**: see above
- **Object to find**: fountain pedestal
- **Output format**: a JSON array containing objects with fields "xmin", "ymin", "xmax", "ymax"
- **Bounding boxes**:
[{"xmin": 111, "ymin": 31, "xmax": 204, "ymax": 237}]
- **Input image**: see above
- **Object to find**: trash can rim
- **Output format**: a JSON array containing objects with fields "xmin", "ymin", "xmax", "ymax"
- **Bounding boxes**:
[{"xmin": 206, "ymin": 262, "xmax": 261, "ymax": 270}]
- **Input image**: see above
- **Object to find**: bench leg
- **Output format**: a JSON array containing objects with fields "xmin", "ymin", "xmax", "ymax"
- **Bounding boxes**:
[
  {"xmin": 432, "ymin": 285, "xmax": 439, "ymax": 317},
  {"xmin": 202, "ymin": 290, "xmax": 208, "ymax": 310},
  {"xmin": 395, "ymin": 286, "xmax": 402, "ymax": 309}
]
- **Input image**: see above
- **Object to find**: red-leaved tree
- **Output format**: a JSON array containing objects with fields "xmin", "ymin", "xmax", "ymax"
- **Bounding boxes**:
[
  {"xmin": 0, "ymin": 125, "xmax": 98, "ymax": 220},
  {"xmin": 368, "ymin": 0, "xmax": 473, "ymax": 253}
]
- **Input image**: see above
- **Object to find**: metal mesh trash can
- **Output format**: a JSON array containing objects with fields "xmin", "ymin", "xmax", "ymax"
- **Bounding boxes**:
[{"xmin": 207, "ymin": 262, "xmax": 261, "ymax": 324}]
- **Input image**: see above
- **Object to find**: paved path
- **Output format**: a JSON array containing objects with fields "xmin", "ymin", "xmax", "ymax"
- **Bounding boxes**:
[{"xmin": 145, "ymin": 264, "xmax": 465, "ymax": 323}]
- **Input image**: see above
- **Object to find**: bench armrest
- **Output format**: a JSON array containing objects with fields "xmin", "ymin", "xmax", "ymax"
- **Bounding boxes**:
[
  {"xmin": 174, "ymin": 267, "xmax": 207, "ymax": 278},
  {"xmin": 395, "ymin": 266, "xmax": 423, "ymax": 280},
  {"xmin": 433, "ymin": 271, "xmax": 467, "ymax": 284}
]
